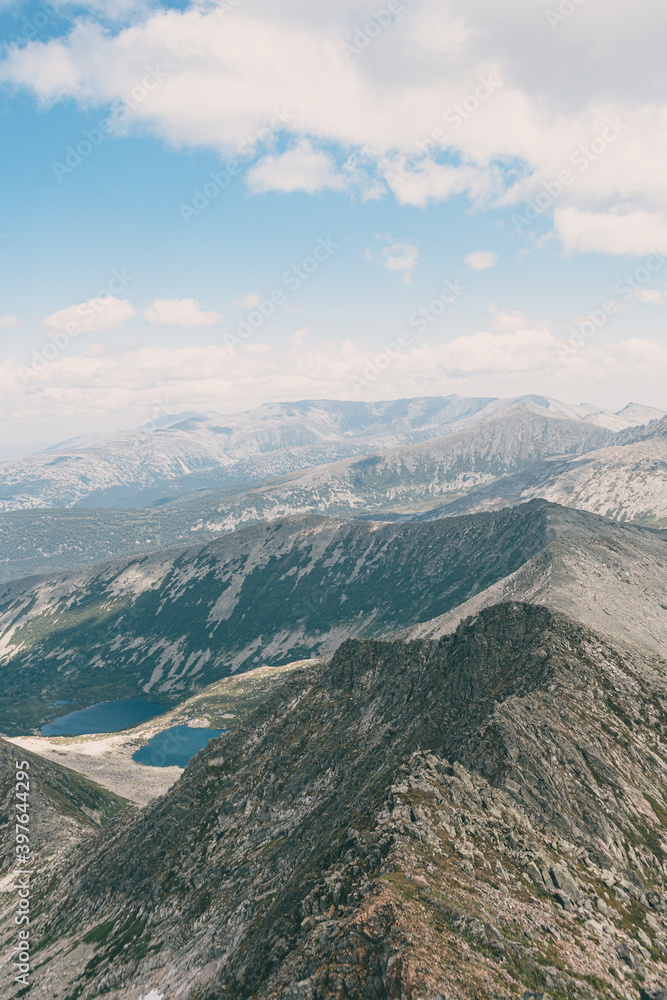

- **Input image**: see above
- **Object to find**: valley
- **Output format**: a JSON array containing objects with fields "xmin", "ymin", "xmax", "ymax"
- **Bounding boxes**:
[{"xmin": 0, "ymin": 394, "xmax": 666, "ymax": 1000}]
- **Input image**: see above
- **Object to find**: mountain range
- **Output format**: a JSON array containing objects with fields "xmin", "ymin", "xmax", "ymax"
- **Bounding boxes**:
[
  {"xmin": 1, "ymin": 499, "xmax": 665, "ymax": 736},
  {"xmin": 1, "ymin": 395, "xmax": 661, "ymax": 512},
  {"xmin": 1, "ymin": 396, "xmax": 664, "ymax": 582},
  {"xmin": 1, "ymin": 393, "xmax": 667, "ymax": 999},
  {"xmin": 4, "ymin": 598, "xmax": 667, "ymax": 999}
]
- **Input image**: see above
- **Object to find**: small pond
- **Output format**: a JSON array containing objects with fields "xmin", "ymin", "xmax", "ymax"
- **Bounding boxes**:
[{"xmin": 132, "ymin": 724, "xmax": 226, "ymax": 768}]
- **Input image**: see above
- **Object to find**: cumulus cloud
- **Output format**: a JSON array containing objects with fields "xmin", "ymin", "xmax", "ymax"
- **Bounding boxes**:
[
  {"xmin": 0, "ymin": 315, "xmax": 20, "ymax": 329},
  {"xmin": 465, "ymin": 250, "xmax": 498, "ymax": 270},
  {"xmin": 234, "ymin": 293, "xmax": 262, "ymax": 311},
  {"xmin": 555, "ymin": 208, "xmax": 667, "ymax": 257},
  {"xmin": 488, "ymin": 305, "xmax": 528, "ymax": 331},
  {"xmin": 378, "ymin": 238, "xmax": 419, "ymax": 284},
  {"xmin": 43, "ymin": 297, "xmax": 136, "ymax": 335},
  {"xmin": 143, "ymin": 298, "xmax": 222, "ymax": 327},
  {"xmin": 3, "ymin": 1, "xmax": 667, "ymax": 255},
  {"xmin": 246, "ymin": 140, "xmax": 347, "ymax": 194}
]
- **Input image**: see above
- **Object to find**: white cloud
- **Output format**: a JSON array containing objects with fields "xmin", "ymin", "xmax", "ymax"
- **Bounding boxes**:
[
  {"xmin": 379, "ymin": 238, "xmax": 419, "ymax": 284},
  {"xmin": 0, "ymin": 315, "xmax": 20, "ymax": 329},
  {"xmin": 635, "ymin": 288, "xmax": 665, "ymax": 305},
  {"xmin": 7, "ymin": 326, "xmax": 667, "ymax": 431},
  {"xmin": 43, "ymin": 297, "xmax": 136, "ymax": 335},
  {"xmin": 465, "ymin": 250, "xmax": 498, "ymax": 270},
  {"xmin": 244, "ymin": 342, "xmax": 272, "ymax": 354},
  {"xmin": 234, "ymin": 293, "xmax": 261, "ymax": 311},
  {"xmin": 2, "ymin": 2, "xmax": 667, "ymax": 254},
  {"xmin": 384, "ymin": 161, "xmax": 498, "ymax": 208},
  {"xmin": 143, "ymin": 298, "xmax": 222, "ymax": 327},
  {"xmin": 555, "ymin": 208, "xmax": 667, "ymax": 257},
  {"xmin": 488, "ymin": 305, "xmax": 528, "ymax": 330},
  {"xmin": 246, "ymin": 140, "xmax": 346, "ymax": 194}
]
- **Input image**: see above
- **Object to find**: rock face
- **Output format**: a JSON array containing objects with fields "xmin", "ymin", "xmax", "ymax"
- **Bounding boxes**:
[
  {"xmin": 3, "ymin": 500, "xmax": 664, "ymax": 734},
  {"xmin": 11, "ymin": 602, "xmax": 667, "ymax": 999}
]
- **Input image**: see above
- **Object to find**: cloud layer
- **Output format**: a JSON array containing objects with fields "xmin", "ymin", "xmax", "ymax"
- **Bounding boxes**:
[
  {"xmin": 144, "ymin": 298, "xmax": 222, "ymax": 327},
  {"xmin": 2, "ymin": 0, "xmax": 667, "ymax": 255},
  {"xmin": 7, "ymin": 326, "xmax": 667, "ymax": 433},
  {"xmin": 43, "ymin": 296, "xmax": 136, "ymax": 335}
]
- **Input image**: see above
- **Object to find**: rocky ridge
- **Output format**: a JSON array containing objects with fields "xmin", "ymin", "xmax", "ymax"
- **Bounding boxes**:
[
  {"xmin": 2, "ymin": 501, "xmax": 662, "ymax": 734},
  {"xmin": 7, "ymin": 602, "xmax": 667, "ymax": 1000}
]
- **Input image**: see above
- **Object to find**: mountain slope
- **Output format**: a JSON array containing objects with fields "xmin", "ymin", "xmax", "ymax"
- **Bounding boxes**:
[
  {"xmin": 0, "ymin": 401, "xmax": 632, "ymax": 581},
  {"xmin": 1, "ymin": 395, "xmax": 656, "ymax": 513},
  {"xmin": 9, "ymin": 602, "xmax": 667, "ymax": 999},
  {"xmin": 404, "ymin": 513, "xmax": 667, "ymax": 659},
  {"xmin": 0, "ymin": 501, "xmax": 569, "ymax": 733},
  {"xmin": 418, "ymin": 415, "xmax": 667, "ymax": 526},
  {"xmin": 1, "ymin": 501, "xmax": 665, "ymax": 735},
  {"xmin": 0, "ymin": 739, "xmax": 129, "ymax": 883}
]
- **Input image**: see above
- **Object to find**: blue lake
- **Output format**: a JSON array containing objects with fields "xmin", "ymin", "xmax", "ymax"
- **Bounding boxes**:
[
  {"xmin": 133, "ymin": 724, "xmax": 226, "ymax": 768},
  {"xmin": 42, "ymin": 697, "xmax": 166, "ymax": 736}
]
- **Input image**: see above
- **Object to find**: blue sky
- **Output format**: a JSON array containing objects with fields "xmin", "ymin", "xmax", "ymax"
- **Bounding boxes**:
[{"xmin": 1, "ymin": 0, "xmax": 666, "ymax": 446}]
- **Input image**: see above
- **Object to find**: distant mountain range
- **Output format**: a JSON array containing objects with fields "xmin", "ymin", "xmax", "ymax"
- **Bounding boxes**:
[
  {"xmin": 1, "ymin": 394, "xmax": 662, "ymax": 511},
  {"xmin": 1, "ymin": 396, "xmax": 664, "ymax": 581},
  {"xmin": 413, "ymin": 415, "xmax": 667, "ymax": 524}
]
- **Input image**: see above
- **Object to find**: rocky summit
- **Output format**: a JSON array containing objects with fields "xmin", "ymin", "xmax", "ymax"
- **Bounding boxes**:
[{"xmin": 7, "ymin": 600, "xmax": 667, "ymax": 1000}]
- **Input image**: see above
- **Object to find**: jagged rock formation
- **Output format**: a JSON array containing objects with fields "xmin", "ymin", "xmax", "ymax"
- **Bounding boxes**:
[
  {"xmin": 8, "ymin": 602, "xmax": 667, "ymax": 999},
  {"xmin": 3, "ymin": 501, "xmax": 665, "ymax": 734}
]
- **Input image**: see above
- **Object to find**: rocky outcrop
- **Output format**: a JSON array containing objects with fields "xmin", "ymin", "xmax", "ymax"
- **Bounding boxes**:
[{"xmin": 7, "ymin": 602, "xmax": 667, "ymax": 999}]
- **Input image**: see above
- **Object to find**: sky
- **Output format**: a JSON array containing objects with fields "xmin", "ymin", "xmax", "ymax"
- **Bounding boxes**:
[{"xmin": 1, "ymin": 0, "xmax": 666, "ymax": 447}]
